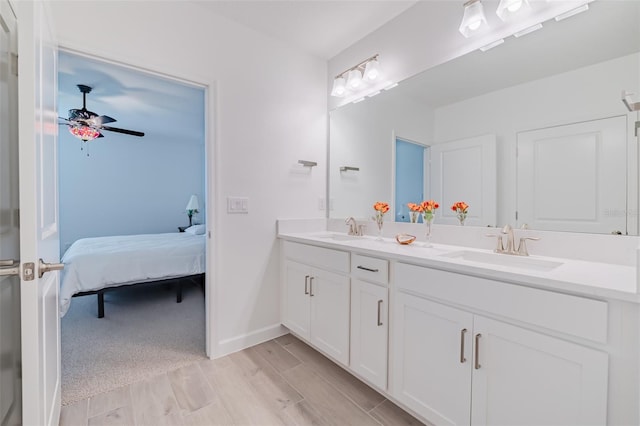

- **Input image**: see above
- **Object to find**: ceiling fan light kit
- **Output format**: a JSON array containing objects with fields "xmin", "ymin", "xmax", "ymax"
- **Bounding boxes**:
[{"xmin": 60, "ymin": 84, "xmax": 145, "ymax": 143}]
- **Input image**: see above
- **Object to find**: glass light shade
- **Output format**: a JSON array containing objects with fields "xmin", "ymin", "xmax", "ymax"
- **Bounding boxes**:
[
  {"xmin": 346, "ymin": 69, "xmax": 363, "ymax": 90},
  {"xmin": 363, "ymin": 59, "xmax": 381, "ymax": 82},
  {"xmin": 331, "ymin": 77, "xmax": 347, "ymax": 97},
  {"xmin": 69, "ymin": 125, "xmax": 100, "ymax": 141},
  {"xmin": 496, "ymin": 0, "xmax": 530, "ymax": 21},
  {"xmin": 186, "ymin": 195, "xmax": 199, "ymax": 212},
  {"xmin": 459, "ymin": 0, "xmax": 487, "ymax": 38}
]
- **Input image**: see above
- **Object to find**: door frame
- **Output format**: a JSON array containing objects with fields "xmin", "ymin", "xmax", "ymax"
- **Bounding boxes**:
[{"xmin": 56, "ymin": 46, "xmax": 219, "ymax": 358}]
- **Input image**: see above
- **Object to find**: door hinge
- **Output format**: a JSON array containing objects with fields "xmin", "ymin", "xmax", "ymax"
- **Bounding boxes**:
[
  {"xmin": 635, "ymin": 120, "xmax": 639, "ymax": 137},
  {"xmin": 10, "ymin": 53, "xmax": 17, "ymax": 76},
  {"xmin": 23, "ymin": 262, "xmax": 35, "ymax": 281},
  {"xmin": 515, "ymin": 211, "xmax": 518, "ymax": 220}
]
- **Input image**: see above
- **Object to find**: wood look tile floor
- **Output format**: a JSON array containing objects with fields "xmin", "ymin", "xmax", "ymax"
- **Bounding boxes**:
[{"xmin": 60, "ymin": 334, "xmax": 427, "ymax": 426}]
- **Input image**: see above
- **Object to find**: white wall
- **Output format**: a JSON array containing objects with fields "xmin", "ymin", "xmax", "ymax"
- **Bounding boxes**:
[
  {"xmin": 50, "ymin": 1, "xmax": 327, "ymax": 356},
  {"xmin": 330, "ymin": 91, "xmax": 432, "ymax": 220}
]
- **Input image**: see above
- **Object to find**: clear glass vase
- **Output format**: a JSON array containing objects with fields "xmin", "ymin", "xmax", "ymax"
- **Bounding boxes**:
[
  {"xmin": 375, "ymin": 218, "xmax": 384, "ymax": 240},
  {"xmin": 410, "ymin": 211, "xmax": 419, "ymax": 224},
  {"xmin": 457, "ymin": 212, "xmax": 466, "ymax": 226},
  {"xmin": 424, "ymin": 217, "xmax": 433, "ymax": 247}
]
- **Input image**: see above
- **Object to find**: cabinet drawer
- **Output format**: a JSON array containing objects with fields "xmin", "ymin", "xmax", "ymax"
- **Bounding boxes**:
[
  {"xmin": 396, "ymin": 262, "xmax": 608, "ymax": 343},
  {"xmin": 351, "ymin": 254, "xmax": 389, "ymax": 285},
  {"xmin": 283, "ymin": 241, "xmax": 349, "ymax": 273}
]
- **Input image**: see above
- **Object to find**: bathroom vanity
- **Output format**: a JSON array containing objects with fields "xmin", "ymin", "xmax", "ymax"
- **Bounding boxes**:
[{"xmin": 278, "ymin": 222, "xmax": 640, "ymax": 426}]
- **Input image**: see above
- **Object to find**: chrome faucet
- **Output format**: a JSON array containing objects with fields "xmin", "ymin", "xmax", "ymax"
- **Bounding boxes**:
[
  {"xmin": 345, "ymin": 217, "xmax": 361, "ymax": 236},
  {"xmin": 486, "ymin": 224, "xmax": 539, "ymax": 256}
]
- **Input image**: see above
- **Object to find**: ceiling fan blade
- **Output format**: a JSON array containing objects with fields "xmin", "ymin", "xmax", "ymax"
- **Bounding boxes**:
[
  {"xmin": 100, "ymin": 125, "xmax": 145, "ymax": 137},
  {"xmin": 93, "ymin": 115, "xmax": 117, "ymax": 125}
]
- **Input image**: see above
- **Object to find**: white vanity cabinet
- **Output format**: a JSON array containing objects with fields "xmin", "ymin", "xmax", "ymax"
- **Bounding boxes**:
[
  {"xmin": 282, "ymin": 242, "xmax": 350, "ymax": 365},
  {"xmin": 350, "ymin": 254, "xmax": 389, "ymax": 390},
  {"xmin": 392, "ymin": 262, "xmax": 609, "ymax": 426}
]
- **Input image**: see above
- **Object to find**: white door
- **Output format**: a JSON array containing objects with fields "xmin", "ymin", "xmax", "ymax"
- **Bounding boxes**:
[
  {"xmin": 517, "ymin": 116, "xmax": 628, "ymax": 234},
  {"xmin": 392, "ymin": 291, "xmax": 473, "ymax": 426},
  {"xmin": 0, "ymin": 1, "xmax": 20, "ymax": 425},
  {"xmin": 309, "ymin": 267, "xmax": 350, "ymax": 366},
  {"xmin": 15, "ymin": 2, "xmax": 62, "ymax": 426},
  {"xmin": 350, "ymin": 279, "xmax": 387, "ymax": 390},
  {"xmin": 470, "ymin": 316, "xmax": 608, "ymax": 426},
  {"xmin": 431, "ymin": 134, "xmax": 497, "ymax": 227}
]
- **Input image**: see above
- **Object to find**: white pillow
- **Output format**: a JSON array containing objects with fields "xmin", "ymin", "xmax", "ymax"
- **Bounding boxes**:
[{"xmin": 185, "ymin": 224, "xmax": 205, "ymax": 235}]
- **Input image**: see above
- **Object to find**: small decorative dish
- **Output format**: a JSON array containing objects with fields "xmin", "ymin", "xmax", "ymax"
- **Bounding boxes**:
[{"xmin": 395, "ymin": 233, "xmax": 417, "ymax": 245}]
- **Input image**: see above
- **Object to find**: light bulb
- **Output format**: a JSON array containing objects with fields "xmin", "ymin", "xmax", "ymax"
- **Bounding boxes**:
[
  {"xmin": 507, "ymin": 0, "xmax": 522, "ymax": 12},
  {"xmin": 468, "ymin": 20, "xmax": 482, "ymax": 31},
  {"xmin": 347, "ymin": 69, "xmax": 363, "ymax": 90}
]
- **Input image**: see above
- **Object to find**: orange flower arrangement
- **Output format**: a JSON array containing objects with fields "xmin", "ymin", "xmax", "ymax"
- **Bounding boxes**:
[
  {"xmin": 421, "ymin": 200, "xmax": 440, "ymax": 222},
  {"xmin": 451, "ymin": 201, "xmax": 469, "ymax": 225},
  {"xmin": 407, "ymin": 202, "xmax": 424, "ymax": 223},
  {"xmin": 372, "ymin": 202, "xmax": 389, "ymax": 236}
]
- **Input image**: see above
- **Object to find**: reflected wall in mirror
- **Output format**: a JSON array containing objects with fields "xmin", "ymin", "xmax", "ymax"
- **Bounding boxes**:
[{"xmin": 329, "ymin": 0, "xmax": 640, "ymax": 235}]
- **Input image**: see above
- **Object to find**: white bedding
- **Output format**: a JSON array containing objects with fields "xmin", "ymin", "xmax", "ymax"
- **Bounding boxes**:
[{"xmin": 60, "ymin": 233, "xmax": 206, "ymax": 317}]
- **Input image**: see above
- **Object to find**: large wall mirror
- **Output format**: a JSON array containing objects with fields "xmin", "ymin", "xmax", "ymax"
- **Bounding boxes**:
[{"xmin": 329, "ymin": 1, "xmax": 640, "ymax": 235}]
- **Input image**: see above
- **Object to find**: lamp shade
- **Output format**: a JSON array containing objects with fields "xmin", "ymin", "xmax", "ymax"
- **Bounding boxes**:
[
  {"xmin": 346, "ymin": 69, "xmax": 363, "ymax": 90},
  {"xmin": 186, "ymin": 195, "xmax": 199, "ymax": 212},
  {"xmin": 363, "ymin": 59, "xmax": 382, "ymax": 83},
  {"xmin": 69, "ymin": 124, "xmax": 100, "ymax": 141},
  {"xmin": 331, "ymin": 76, "xmax": 347, "ymax": 97},
  {"xmin": 459, "ymin": 0, "xmax": 487, "ymax": 37},
  {"xmin": 496, "ymin": 0, "xmax": 529, "ymax": 21}
]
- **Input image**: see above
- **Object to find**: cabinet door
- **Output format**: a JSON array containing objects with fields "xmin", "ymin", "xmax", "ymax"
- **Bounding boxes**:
[
  {"xmin": 471, "ymin": 316, "xmax": 608, "ymax": 426},
  {"xmin": 310, "ymin": 267, "xmax": 350, "ymax": 366},
  {"xmin": 283, "ymin": 260, "xmax": 311, "ymax": 340},
  {"xmin": 350, "ymin": 279, "xmax": 388, "ymax": 390},
  {"xmin": 392, "ymin": 292, "xmax": 473, "ymax": 426}
]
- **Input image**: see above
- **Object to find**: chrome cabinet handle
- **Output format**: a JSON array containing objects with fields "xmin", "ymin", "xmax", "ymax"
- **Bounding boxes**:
[
  {"xmin": 474, "ymin": 333, "xmax": 482, "ymax": 369},
  {"xmin": 460, "ymin": 328, "xmax": 467, "ymax": 363},
  {"xmin": 304, "ymin": 275, "xmax": 310, "ymax": 295},
  {"xmin": 309, "ymin": 276, "xmax": 314, "ymax": 296},
  {"xmin": 377, "ymin": 299, "xmax": 383, "ymax": 326},
  {"xmin": 357, "ymin": 265, "xmax": 379, "ymax": 273}
]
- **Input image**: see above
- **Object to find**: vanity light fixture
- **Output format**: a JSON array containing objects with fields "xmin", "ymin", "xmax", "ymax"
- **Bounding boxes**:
[
  {"xmin": 554, "ymin": 3, "xmax": 589, "ymax": 21},
  {"xmin": 496, "ymin": 0, "xmax": 530, "ymax": 21},
  {"xmin": 513, "ymin": 22, "xmax": 543, "ymax": 37},
  {"xmin": 331, "ymin": 54, "xmax": 382, "ymax": 98},
  {"xmin": 459, "ymin": 0, "xmax": 488, "ymax": 37}
]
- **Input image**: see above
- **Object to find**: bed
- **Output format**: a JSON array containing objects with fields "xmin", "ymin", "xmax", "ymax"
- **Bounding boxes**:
[{"xmin": 60, "ymin": 231, "xmax": 206, "ymax": 318}]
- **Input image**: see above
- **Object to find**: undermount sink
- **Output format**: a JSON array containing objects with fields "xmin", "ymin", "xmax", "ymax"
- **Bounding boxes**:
[
  {"xmin": 439, "ymin": 250, "xmax": 563, "ymax": 272},
  {"xmin": 314, "ymin": 233, "xmax": 364, "ymax": 241}
]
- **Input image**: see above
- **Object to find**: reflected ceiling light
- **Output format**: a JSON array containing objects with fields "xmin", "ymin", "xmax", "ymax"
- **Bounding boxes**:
[
  {"xmin": 554, "ymin": 3, "xmax": 589, "ymax": 21},
  {"xmin": 383, "ymin": 82, "xmax": 398, "ymax": 91},
  {"xmin": 514, "ymin": 22, "xmax": 543, "ymax": 37},
  {"xmin": 459, "ymin": 0, "xmax": 487, "ymax": 37},
  {"xmin": 479, "ymin": 39, "xmax": 504, "ymax": 52},
  {"xmin": 496, "ymin": 0, "xmax": 530, "ymax": 21},
  {"xmin": 331, "ymin": 54, "xmax": 383, "ymax": 98}
]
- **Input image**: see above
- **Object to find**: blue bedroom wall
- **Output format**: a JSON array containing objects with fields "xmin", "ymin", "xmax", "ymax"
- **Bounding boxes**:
[
  {"xmin": 395, "ymin": 138, "xmax": 425, "ymax": 223},
  {"xmin": 58, "ymin": 55, "xmax": 206, "ymax": 254}
]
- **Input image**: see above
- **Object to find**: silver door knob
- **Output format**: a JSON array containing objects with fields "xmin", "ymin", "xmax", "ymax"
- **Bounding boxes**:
[
  {"xmin": 38, "ymin": 258, "xmax": 64, "ymax": 278},
  {"xmin": 0, "ymin": 259, "xmax": 20, "ymax": 277}
]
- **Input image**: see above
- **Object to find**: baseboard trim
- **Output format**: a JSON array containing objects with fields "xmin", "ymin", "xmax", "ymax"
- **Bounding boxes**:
[{"xmin": 215, "ymin": 323, "xmax": 288, "ymax": 358}]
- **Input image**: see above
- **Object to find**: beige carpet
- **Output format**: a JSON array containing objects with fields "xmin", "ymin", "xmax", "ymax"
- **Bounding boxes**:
[{"xmin": 61, "ymin": 281, "xmax": 207, "ymax": 406}]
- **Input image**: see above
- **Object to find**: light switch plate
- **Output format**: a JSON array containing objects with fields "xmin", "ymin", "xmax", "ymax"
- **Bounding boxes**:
[{"xmin": 227, "ymin": 196, "xmax": 249, "ymax": 214}]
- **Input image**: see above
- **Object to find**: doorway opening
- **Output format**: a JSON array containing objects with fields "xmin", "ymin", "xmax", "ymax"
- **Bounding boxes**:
[
  {"xmin": 395, "ymin": 137, "xmax": 430, "ymax": 222},
  {"xmin": 57, "ymin": 49, "xmax": 210, "ymax": 405}
]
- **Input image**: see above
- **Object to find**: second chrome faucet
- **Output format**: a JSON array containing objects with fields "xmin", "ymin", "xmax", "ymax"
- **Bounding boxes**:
[{"xmin": 487, "ymin": 224, "xmax": 539, "ymax": 256}]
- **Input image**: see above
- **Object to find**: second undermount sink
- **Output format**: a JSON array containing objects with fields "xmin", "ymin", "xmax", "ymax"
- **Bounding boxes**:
[
  {"xmin": 314, "ymin": 233, "xmax": 364, "ymax": 242},
  {"xmin": 439, "ymin": 250, "xmax": 563, "ymax": 272}
]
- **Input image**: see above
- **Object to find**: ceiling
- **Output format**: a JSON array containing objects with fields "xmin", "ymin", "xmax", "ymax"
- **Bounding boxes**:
[
  {"xmin": 58, "ymin": 1, "xmax": 418, "ymax": 145},
  {"xmin": 192, "ymin": 0, "xmax": 419, "ymax": 60}
]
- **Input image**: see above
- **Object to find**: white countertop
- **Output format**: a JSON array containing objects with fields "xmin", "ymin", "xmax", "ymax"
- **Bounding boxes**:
[{"xmin": 278, "ymin": 231, "xmax": 640, "ymax": 304}]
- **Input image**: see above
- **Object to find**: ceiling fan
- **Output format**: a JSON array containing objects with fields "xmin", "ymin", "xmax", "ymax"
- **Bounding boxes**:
[{"xmin": 60, "ymin": 84, "xmax": 145, "ymax": 142}]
